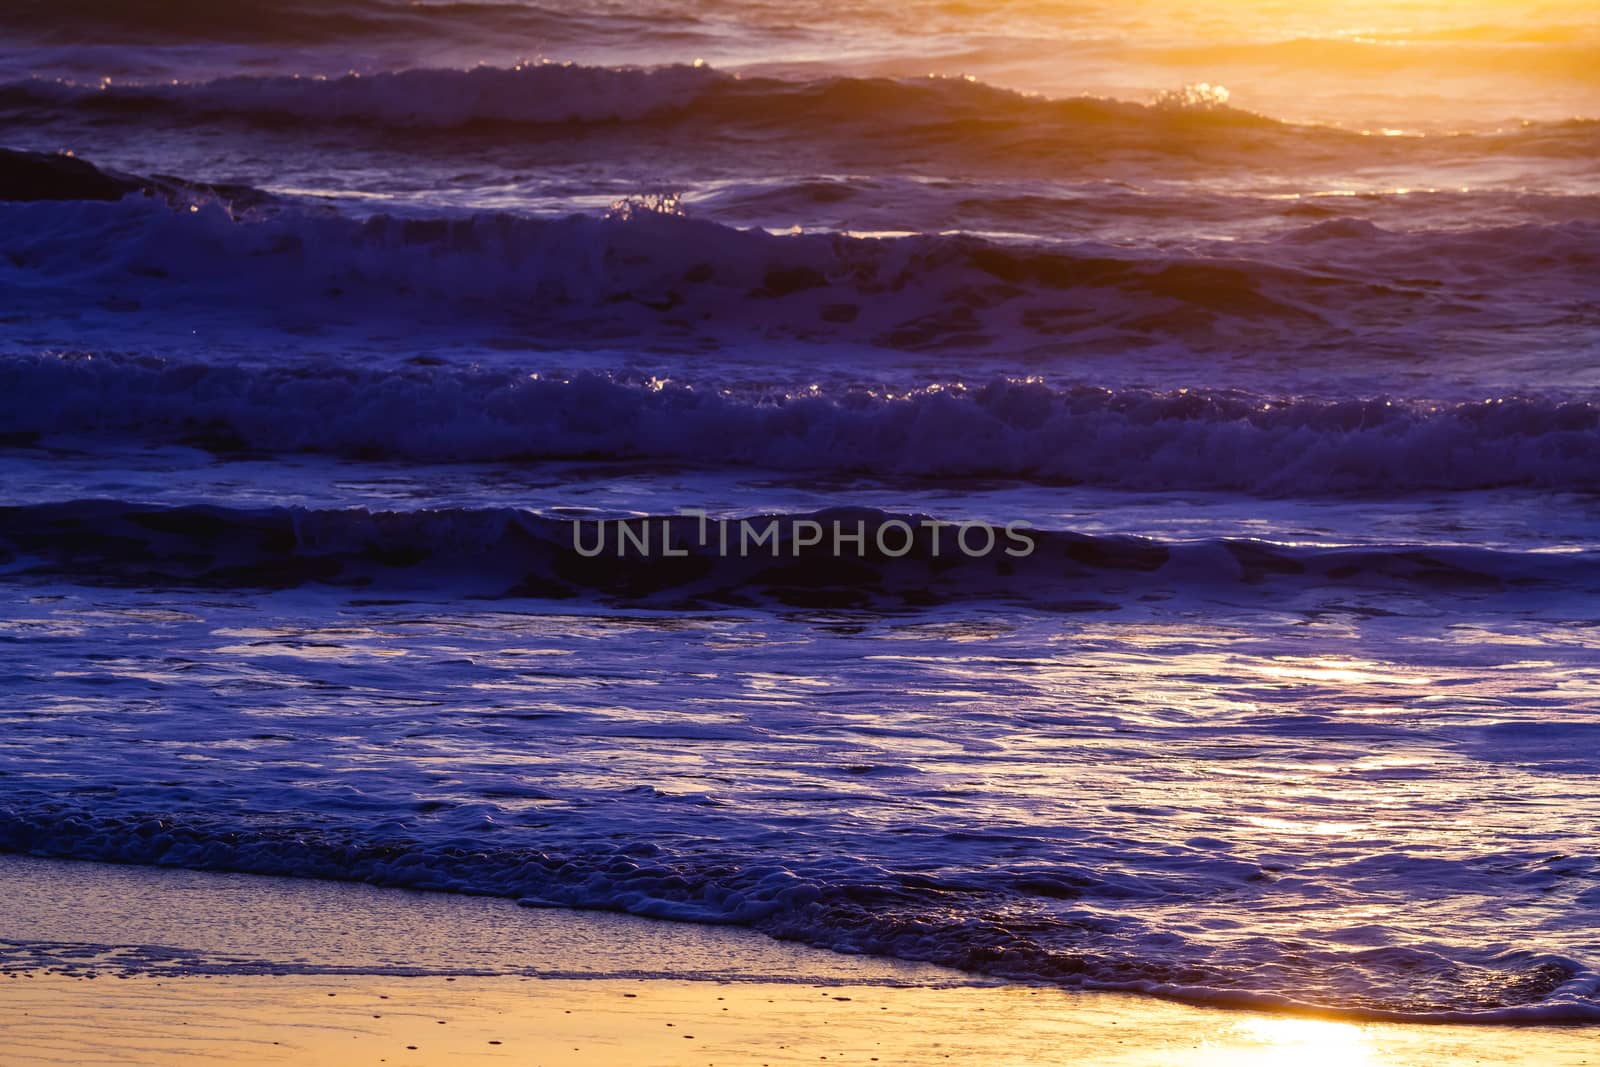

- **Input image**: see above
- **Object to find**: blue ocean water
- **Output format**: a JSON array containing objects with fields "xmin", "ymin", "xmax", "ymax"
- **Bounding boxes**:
[{"xmin": 1, "ymin": 0, "xmax": 1599, "ymax": 1022}]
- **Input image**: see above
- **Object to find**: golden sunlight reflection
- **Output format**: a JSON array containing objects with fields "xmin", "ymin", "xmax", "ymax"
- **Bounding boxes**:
[
  {"xmin": 1181, "ymin": 1016, "xmax": 1377, "ymax": 1067},
  {"xmin": 1244, "ymin": 815, "xmax": 1365, "ymax": 837},
  {"xmin": 1249, "ymin": 658, "xmax": 1432, "ymax": 686}
]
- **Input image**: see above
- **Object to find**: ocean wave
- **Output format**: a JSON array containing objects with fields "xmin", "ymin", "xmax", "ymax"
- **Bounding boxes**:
[
  {"xmin": 3, "ymin": 188, "xmax": 1595, "ymax": 353},
  {"xmin": 0, "ymin": 499, "xmax": 1591, "ymax": 603},
  {"xmin": 5, "ymin": 352, "xmax": 1600, "ymax": 492},
  {"xmin": 0, "ymin": 146, "xmax": 275, "ymax": 209},
  {"xmin": 0, "ymin": 0, "xmax": 591, "ymax": 46},
  {"xmin": 1, "ymin": 804, "xmax": 1594, "ymax": 1021},
  {"xmin": 0, "ymin": 63, "xmax": 1281, "ymax": 132},
  {"xmin": 6, "ymin": 62, "xmax": 1594, "ymax": 158}
]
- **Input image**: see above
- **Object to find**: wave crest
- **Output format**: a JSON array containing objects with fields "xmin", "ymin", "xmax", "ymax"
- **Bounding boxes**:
[
  {"xmin": 4, "ymin": 361, "xmax": 1600, "ymax": 493},
  {"xmin": 0, "ymin": 63, "xmax": 1324, "ymax": 134}
]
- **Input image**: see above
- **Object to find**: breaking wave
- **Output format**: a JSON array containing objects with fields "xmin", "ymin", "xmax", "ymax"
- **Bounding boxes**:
[{"xmin": 5, "ymin": 354, "xmax": 1600, "ymax": 493}]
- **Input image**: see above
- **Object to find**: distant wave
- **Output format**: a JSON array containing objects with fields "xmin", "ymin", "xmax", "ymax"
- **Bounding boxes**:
[
  {"xmin": 7, "ymin": 0, "xmax": 1596, "ymax": 95},
  {"xmin": 7, "ymin": 62, "xmax": 1598, "ymax": 164},
  {"xmin": 0, "ymin": 64, "xmax": 1281, "ymax": 130},
  {"xmin": 5, "ymin": 64, "xmax": 1595, "ymax": 157},
  {"xmin": 3, "ymin": 183, "xmax": 1595, "ymax": 353},
  {"xmin": 0, "ymin": 0, "xmax": 597, "ymax": 46}
]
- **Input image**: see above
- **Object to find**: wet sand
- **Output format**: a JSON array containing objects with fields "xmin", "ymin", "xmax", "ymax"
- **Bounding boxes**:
[
  {"xmin": 1, "ymin": 855, "xmax": 1596, "ymax": 1066},
  {"xmin": 8, "ymin": 971, "xmax": 1600, "ymax": 1066}
]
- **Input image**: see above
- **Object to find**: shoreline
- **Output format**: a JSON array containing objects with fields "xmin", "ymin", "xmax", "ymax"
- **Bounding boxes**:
[{"xmin": 2, "ymin": 855, "xmax": 1598, "ymax": 1065}]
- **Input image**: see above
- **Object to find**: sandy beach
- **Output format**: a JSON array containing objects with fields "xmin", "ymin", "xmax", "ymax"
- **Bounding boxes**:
[
  {"xmin": 2, "ymin": 855, "xmax": 1596, "ymax": 1066},
  {"xmin": 14, "ymin": 971, "xmax": 1600, "ymax": 1067}
]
